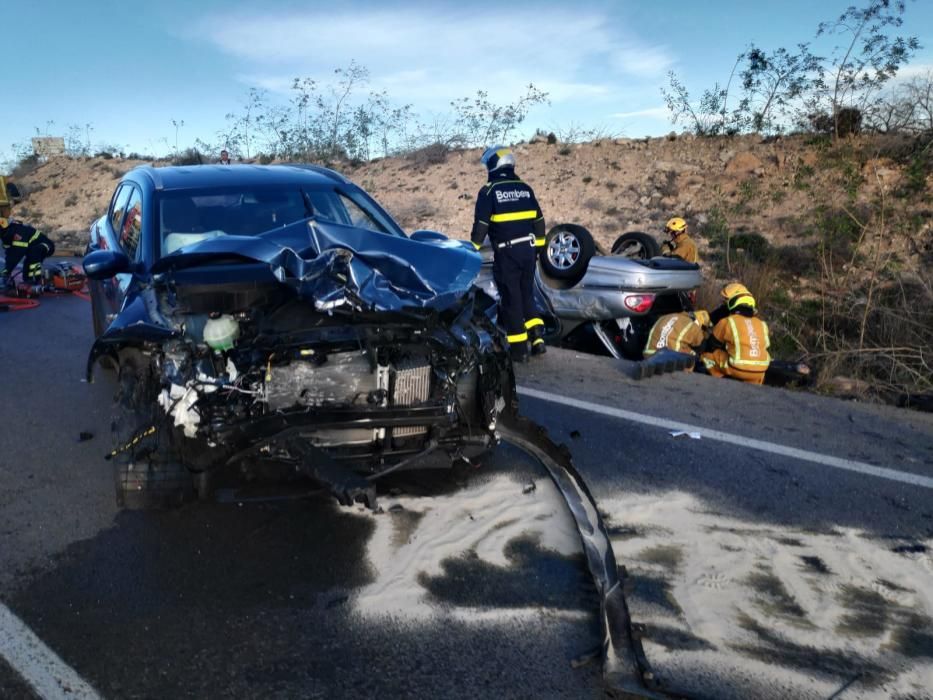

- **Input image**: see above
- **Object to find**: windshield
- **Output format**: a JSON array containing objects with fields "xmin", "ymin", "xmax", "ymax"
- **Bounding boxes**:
[{"xmin": 158, "ymin": 185, "xmax": 402, "ymax": 257}]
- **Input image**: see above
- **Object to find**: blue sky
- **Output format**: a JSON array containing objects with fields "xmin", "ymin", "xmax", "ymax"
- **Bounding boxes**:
[{"xmin": 3, "ymin": 0, "xmax": 932, "ymax": 163}]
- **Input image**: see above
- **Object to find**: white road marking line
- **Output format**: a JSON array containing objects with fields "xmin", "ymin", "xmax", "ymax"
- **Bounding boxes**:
[
  {"xmin": 517, "ymin": 385, "xmax": 933, "ymax": 490},
  {"xmin": 0, "ymin": 602, "xmax": 102, "ymax": 700}
]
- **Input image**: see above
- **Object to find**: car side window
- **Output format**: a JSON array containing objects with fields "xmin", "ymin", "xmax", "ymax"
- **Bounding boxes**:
[
  {"xmin": 109, "ymin": 185, "xmax": 131, "ymax": 234},
  {"xmin": 120, "ymin": 188, "xmax": 143, "ymax": 260},
  {"xmin": 338, "ymin": 193, "xmax": 386, "ymax": 233}
]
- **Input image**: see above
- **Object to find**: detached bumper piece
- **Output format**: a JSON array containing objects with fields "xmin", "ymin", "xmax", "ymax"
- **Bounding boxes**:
[{"xmin": 498, "ymin": 413, "xmax": 671, "ymax": 699}]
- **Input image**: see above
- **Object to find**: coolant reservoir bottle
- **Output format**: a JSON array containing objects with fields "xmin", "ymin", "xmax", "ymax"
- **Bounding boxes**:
[{"xmin": 203, "ymin": 314, "xmax": 240, "ymax": 351}]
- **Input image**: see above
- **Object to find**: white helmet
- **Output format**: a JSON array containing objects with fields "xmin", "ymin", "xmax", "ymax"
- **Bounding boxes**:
[{"xmin": 480, "ymin": 145, "xmax": 515, "ymax": 172}]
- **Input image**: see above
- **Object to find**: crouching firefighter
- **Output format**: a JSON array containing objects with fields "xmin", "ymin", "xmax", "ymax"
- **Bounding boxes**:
[
  {"xmin": 471, "ymin": 145, "xmax": 547, "ymax": 362},
  {"xmin": 644, "ymin": 309, "xmax": 711, "ymax": 369},
  {"xmin": 700, "ymin": 284, "xmax": 771, "ymax": 385},
  {"xmin": 0, "ymin": 200, "xmax": 55, "ymax": 291}
]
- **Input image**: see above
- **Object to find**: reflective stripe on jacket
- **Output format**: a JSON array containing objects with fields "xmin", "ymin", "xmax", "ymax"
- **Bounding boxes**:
[
  {"xmin": 1, "ymin": 219, "xmax": 40, "ymax": 249},
  {"xmin": 644, "ymin": 312, "xmax": 705, "ymax": 356},
  {"xmin": 711, "ymin": 314, "xmax": 771, "ymax": 372},
  {"xmin": 471, "ymin": 167, "xmax": 545, "ymax": 248}
]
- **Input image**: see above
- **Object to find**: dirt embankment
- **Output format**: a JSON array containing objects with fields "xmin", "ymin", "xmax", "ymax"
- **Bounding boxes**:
[
  {"xmin": 12, "ymin": 133, "xmax": 930, "ymax": 256},
  {"xmin": 8, "ymin": 133, "xmax": 933, "ymax": 402},
  {"xmin": 349, "ymin": 134, "xmax": 832, "ymax": 249}
]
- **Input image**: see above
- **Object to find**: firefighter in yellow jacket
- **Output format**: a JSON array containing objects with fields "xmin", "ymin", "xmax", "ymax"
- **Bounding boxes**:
[
  {"xmin": 644, "ymin": 310, "xmax": 710, "ymax": 370},
  {"xmin": 701, "ymin": 283, "xmax": 771, "ymax": 385},
  {"xmin": 660, "ymin": 217, "xmax": 698, "ymax": 264}
]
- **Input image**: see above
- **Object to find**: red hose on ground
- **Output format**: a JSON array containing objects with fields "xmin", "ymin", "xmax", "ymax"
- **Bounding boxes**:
[{"xmin": 0, "ymin": 296, "xmax": 41, "ymax": 312}]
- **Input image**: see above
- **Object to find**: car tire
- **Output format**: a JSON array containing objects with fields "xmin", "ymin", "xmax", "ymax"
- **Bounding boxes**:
[
  {"xmin": 540, "ymin": 224, "xmax": 596, "ymax": 281},
  {"xmin": 111, "ymin": 353, "xmax": 192, "ymax": 509},
  {"xmin": 611, "ymin": 231, "xmax": 661, "ymax": 259}
]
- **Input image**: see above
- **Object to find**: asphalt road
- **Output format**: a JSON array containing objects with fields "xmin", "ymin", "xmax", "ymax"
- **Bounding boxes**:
[{"xmin": 1, "ymin": 286, "xmax": 932, "ymax": 699}]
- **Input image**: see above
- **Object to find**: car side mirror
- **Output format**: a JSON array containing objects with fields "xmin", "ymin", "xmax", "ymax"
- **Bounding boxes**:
[
  {"xmin": 409, "ymin": 229, "xmax": 449, "ymax": 243},
  {"xmin": 83, "ymin": 249, "xmax": 132, "ymax": 280}
]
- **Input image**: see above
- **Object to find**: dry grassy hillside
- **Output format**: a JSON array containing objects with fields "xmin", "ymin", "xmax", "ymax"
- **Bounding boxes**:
[
  {"xmin": 9, "ymin": 133, "xmax": 933, "ymax": 404},
  {"xmin": 11, "ymin": 156, "xmax": 149, "ymax": 252},
  {"xmin": 349, "ymin": 135, "xmax": 841, "ymax": 249},
  {"xmin": 11, "ymin": 134, "xmax": 931, "ymax": 258}
]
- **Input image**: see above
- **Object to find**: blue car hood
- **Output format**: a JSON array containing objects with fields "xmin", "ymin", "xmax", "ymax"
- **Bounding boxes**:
[{"xmin": 151, "ymin": 218, "xmax": 481, "ymax": 313}]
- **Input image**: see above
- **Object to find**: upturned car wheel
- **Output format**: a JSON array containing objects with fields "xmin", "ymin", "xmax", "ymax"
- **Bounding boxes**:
[
  {"xmin": 611, "ymin": 231, "xmax": 661, "ymax": 259},
  {"xmin": 541, "ymin": 224, "xmax": 596, "ymax": 281}
]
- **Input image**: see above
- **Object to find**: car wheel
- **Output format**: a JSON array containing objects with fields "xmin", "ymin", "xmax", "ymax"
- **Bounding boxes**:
[
  {"xmin": 111, "ymin": 353, "xmax": 192, "ymax": 509},
  {"xmin": 611, "ymin": 231, "xmax": 661, "ymax": 259},
  {"xmin": 540, "ymin": 224, "xmax": 596, "ymax": 281}
]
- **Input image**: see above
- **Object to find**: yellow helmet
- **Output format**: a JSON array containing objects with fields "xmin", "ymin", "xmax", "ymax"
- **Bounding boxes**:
[
  {"xmin": 728, "ymin": 293, "xmax": 757, "ymax": 311},
  {"xmin": 665, "ymin": 217, "xmax": 687, "ymax": 233},
  {"xmin": 721, "ymin": 282, "xmax": 750, "ymax": 300},
  {"xmin": 694, "ymin": 310, "xmax": 711, "ymax": 328}
]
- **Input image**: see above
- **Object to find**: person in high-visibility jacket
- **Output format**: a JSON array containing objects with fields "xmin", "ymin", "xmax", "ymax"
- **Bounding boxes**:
[
  {"xmin": 1, "ymin": 202, "xmax": 55, "ymax": 289},
  {"xmin": 471, "ymin": 145, "xmax": 547, "ymax": 362},
  {"xmin": 660, "ymin": 217, "xmax": 698, "ymax": 264},
  {"xmin": 643, "ymin": 310, "xmax": 710, "ymax": 370},
  {"xmin": 700, "ymin": 285, "xmax": 771, "ymax": 385}
]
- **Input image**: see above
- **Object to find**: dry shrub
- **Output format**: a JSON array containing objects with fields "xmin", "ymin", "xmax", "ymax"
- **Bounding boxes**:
[
  {"xmin": 11, "ymin": 155, "xmax": 41, "ymax": 179},
  {"xmin": 391, "ymin": 198, "xmax": 436, "ymax": 229},
  {"xmin": 810, "ymin": 273, "xmax": 933, "ymax": 401},
  {"xmin": 696, "ymin": 256, "xmax": 782, "ymax": 314},
  {"xmin": 405, "ymin": 143, "xmax": 448, "ymax": 168}
]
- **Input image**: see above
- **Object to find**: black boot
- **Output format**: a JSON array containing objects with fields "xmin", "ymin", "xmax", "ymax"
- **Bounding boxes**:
[
  {"xmin": 530, "ymin": 327, "xmax": 547, "ymax": 356},
  {"xmin": 510, "ymin": 342, "xmax": 529, "ymax": 364}
]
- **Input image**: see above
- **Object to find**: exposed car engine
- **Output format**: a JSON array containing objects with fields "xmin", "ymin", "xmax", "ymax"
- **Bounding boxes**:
[{"xmin": 134, "ymin": 275, "xmax": 508, "ymax": 485}]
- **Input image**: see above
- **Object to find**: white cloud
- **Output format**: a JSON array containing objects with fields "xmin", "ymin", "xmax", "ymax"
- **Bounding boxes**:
[
  {"xmin": 234, "ymin": 74, "xmax": 295, "ymax": 94},
  {"xmin": 196, "ymin": 6, "xmax": 674, "ymax": 108},
  {"xmin": 610, "ymin": 106, "xmax": 669, "ymax": 120},
  {"xmin": 890, "ymin": 62, "xmax": 933, "ymax": 81},
  {"xmin": 610, "ymin": 47, "xmax": 675, "ymax": 78}
]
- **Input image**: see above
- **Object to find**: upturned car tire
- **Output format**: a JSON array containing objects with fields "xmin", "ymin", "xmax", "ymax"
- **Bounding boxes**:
[
  {"xmin": 111, "ymin": 354, "xmax": 192, "ymax": 509},
  {"xmin": 611, "ymin": 231, "xmax": 661, "ymax": 259},
  {"xmin": 541, "ymin": 224, "xmax": 596, "ymax": 281}
]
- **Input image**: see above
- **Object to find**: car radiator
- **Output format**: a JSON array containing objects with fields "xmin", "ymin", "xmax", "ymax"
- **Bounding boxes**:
[{"xmin": 392, "ymin": 362, "xmax": 432, "ymax": 438}]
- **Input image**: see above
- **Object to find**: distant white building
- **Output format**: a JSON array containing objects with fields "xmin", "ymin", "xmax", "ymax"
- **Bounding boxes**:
[{"xmin": 31, "ymin": 137, "xmax": 66, "ymax": 159}]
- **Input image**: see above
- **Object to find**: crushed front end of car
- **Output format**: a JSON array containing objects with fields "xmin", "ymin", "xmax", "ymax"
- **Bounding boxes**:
[
  {"xmin": 89, "ymin": 219, "xmax": 511, "ymax": 508},
  {"xmin": 86, "ymin": 215, "xmax": 665, "ymax": 696}
]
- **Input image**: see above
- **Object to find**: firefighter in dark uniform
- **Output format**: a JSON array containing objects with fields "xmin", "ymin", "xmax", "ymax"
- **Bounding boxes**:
[
  {"xmin": 0, "ymin": 201, "xmax": 55, "ymax": 291},
  {"xmin": 471, "ymin": 146, "xmax": 546, "ymax": 362}
]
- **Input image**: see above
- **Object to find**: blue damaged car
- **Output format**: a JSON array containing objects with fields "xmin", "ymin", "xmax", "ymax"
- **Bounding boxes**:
[{"xmin": 83, "ymin": 165, "xmax": 511, "ymax": 509}]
